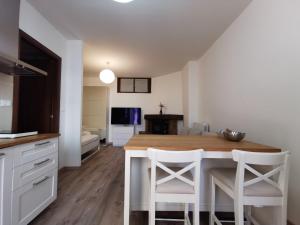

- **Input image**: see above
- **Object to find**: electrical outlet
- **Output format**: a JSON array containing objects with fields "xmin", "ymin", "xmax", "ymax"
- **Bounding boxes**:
[{"xmin": 0, "ymin": 100, "xmax": 12, "ymax": 107}]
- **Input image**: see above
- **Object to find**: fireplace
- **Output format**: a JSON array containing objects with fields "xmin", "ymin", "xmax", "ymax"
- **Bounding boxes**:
[
  {"xmin": 144, "ymin": 114, "xmax": 184, "ymax": 135},
  {"xmin": 151, "ymin": 120, "xmax": 169, "ymax": 134}
]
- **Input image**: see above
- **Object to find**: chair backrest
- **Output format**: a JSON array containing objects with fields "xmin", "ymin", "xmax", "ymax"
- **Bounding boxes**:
[
  {"xmin": 147, "ymin": 148, "xmax": 203, "ymax": 194},
  {"xmin": 232, "ymin": 150, "xmax": 290, "ymax": 196}
]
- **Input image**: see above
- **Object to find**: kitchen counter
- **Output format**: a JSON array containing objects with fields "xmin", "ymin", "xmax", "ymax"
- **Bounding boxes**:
[{"xmin": 0, "ymin": 133, "xmax": 60, "ymax": 149}]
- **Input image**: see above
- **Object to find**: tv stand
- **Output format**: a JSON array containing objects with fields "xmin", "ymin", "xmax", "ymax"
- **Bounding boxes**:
[{"xmin": 112, "ymin": 125, "xmax": 134, "ymax": 147}]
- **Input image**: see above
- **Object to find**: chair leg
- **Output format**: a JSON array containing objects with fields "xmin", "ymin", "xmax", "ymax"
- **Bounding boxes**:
[
  {"xmin": 184, "ymin": 203, "xmax": 189, "ymax": 225},
  {"xmin": 280, "ymin": 204, "xmax": 287, "ymax": 225},
  {"xmin": 209, "ymin": 176, "xmax": 215, "ymax": 225},
  {"xmin": 234, "ymin": 201, "xmax": 244, "ymax": 225},
  {"xmin": 245, "ymin": 206, "xmax": 251, "ymax": 225},
  {"xmin": 193, "ymin": 200, "xmax": 200, "ymax": 225},
  {"xmin": 149, "ymin": 201, "xmax": 155, "ymax": 225}
]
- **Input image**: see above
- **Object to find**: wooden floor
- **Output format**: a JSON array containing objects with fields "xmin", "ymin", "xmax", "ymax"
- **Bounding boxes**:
[{"xmin": 29, "ymin": 146, "xmax": 223, "ymax": 225}]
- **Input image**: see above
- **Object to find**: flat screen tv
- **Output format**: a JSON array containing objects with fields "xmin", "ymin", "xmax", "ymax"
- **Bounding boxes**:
[{"xmin": 111, "ymin": 107, "xmax": 142, "ymax": 125}]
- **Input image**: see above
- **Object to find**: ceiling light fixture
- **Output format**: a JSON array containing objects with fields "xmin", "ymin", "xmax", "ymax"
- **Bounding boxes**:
[
  {"xmin": 113, "ymin": 0, "xmax": 134, "ymax": 3},
  {"xmin": 99, "ymin": 62, "xmax": 116, "ymax": 84}
]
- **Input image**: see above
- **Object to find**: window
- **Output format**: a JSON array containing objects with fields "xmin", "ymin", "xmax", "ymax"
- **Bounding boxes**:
[{"xmin": 117, "ymin": 78, "xmax": 151, "ymax": 93}]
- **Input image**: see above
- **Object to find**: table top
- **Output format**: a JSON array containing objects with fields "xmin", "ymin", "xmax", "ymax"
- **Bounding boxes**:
[
  {"xmin": 124, "ymin": 134, "xmax": 281, "ymax": 152},
  {"xmin": 0, "ymin": 133, "xmax": 59, "ymax": 149}
]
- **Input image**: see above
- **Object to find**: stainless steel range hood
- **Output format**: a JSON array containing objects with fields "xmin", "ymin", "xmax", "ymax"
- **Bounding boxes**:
[{"xmin": 0, "ymin": 0, "xmax": 47, "ymax": 76}]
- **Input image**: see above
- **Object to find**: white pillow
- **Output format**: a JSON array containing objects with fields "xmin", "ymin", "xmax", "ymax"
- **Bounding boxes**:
[{"xmin": 82, "ymin": 131, "xmax": 90, "ymax": 136}]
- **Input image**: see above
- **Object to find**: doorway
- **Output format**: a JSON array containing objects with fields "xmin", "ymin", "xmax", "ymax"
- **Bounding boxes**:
[{"xmin": 81, "ymin": 86, "xmax": 109, "ymax": 159}]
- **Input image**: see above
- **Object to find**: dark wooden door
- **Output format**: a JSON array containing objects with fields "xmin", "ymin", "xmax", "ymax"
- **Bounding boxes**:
[{"xmin": 13, "ymin": 30, "xmax": 61, "ymax": 133}]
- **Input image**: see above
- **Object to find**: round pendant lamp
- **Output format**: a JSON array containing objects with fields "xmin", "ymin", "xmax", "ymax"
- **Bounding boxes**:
[{"xmin": 99, "ymin": 63, "xmax": 116, "ymax": 84}]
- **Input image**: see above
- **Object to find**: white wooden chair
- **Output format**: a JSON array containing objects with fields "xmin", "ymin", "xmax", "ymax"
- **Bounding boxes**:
[
  {"xmin": 147, "ymin": 148, "xmax": 203, "ymax": 225},
  {"xmin": 209, "ymin": 150, "xmax": 290, "ymax": 225}
]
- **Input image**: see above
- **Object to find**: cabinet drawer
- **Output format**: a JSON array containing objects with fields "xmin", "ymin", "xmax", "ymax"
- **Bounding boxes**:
[
  {"xmin": 13, "ymin": 153, "xmax": 58, "ymax": 191},
  {"xmin": 12, "ymin": 169, "xmax": 57, "ymax": 225},
  {"xmin": 14, "ymin": 138, "xmax": 58, "ymax": 167}
]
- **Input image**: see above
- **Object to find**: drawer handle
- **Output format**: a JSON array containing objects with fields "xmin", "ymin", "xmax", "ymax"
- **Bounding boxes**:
[
  {"xmin": 0, "ymin": 153, "xmax": 5, "ymax": 158},
  {"xmin": 34, "ymin": 158, "xmax": 51, "ymax": 167},
  {"xmin": 33, "ymin": 176, "xmax": 50, "ymax": 186},
  {"xmin": 35, "ymin": 141, "xmax": 51, "ymax": 147}
]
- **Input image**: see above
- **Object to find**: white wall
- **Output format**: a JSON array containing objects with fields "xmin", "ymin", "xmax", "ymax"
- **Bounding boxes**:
[
  {"xmin": 108, "ymin": 72, "xmax": 183, "ymax": 142},
  {"xmin": 63, "ymin": 41, "xmax": 83, "ymax": 167},
  {"xmin": 83, "ymin": 76, "xmax": 107, "ymax": 87},
  {"xmin": 19, "ymin": 0, "xmax": 83, "ymax": 168},
  {"xmin": 182, "ymin": 61, "xmax": 202, "ymax": 128},
  {"xmin": 19, "ymin": 0, "xmax": 66, "ymax": 57},
  {"xmin": 197, "ymin": 0, "xmax": 300, "ymax": 223}
]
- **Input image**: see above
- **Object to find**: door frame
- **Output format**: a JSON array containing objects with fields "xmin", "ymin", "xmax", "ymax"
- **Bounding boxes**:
[{"xmin": 12, "ymin": 30, "xmax": 62, "ymax": 133}]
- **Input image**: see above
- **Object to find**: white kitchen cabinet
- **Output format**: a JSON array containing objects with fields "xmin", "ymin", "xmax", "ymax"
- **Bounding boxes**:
[
  {"xmin": 12, "ymin": 169, "xmax": 57, "ymax": 225},
  {"xmin": 13, "ymin": 152, "xmax": 58, "ymax": 191},
  {"xmin": 0, "ymin": 149, "xmax": 13, "ymax": 225},
  {"xmin": 13, "ymin": 139, "xmax": 58, "ymax": 167},
  {"xmin": 0, "ymin": 136, "xmax": 58, "ymax": 225}
]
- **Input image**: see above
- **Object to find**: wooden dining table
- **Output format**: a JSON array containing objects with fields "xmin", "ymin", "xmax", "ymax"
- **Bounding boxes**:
[{"xmin": 123, "ymin": 134, "xmax": 281, "ymax": 225}]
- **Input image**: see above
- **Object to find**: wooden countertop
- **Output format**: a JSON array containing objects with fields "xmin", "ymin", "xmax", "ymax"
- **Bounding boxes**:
[
  {"xmin": 0, "ymin": 133, "xmax": 60, "ymax": 149},
  {"xmin": 124, "ymin": 134, "xmax": 281, "ymax": 152}
]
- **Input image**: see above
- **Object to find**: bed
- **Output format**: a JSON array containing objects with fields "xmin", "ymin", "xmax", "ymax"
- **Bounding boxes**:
[{"xmin": 81, "ymin": 131, "xmax": 100, "ymax": 155}]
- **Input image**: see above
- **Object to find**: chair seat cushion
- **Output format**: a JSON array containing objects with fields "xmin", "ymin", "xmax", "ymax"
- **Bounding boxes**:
[
  {"xmin": 209, "ymin": 168, "xmax": 282, "ymax": 197},
  {"xmin": 149, "ymin": 167, "xmax": 195, "ymax": 194}
]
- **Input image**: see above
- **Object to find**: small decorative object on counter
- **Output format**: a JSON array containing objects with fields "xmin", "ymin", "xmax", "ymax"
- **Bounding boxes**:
[
  {"xmin": 218, "ymin": 129, "xmax": 246, "ymax": 142},
  {"xmin": 159, "ymin": 102, "xmax": 166, "ymax": 115}
]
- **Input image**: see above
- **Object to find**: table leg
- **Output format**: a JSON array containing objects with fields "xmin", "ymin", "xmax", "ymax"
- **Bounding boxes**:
[{"xmin": 124, "ymin": 152, "xmax": 131, "ymax": 225}]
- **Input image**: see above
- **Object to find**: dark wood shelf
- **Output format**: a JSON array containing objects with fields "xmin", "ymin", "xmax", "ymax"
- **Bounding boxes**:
[{"xmin": 144, "ymin": 114, "xmax": 183, "ymax": 120}]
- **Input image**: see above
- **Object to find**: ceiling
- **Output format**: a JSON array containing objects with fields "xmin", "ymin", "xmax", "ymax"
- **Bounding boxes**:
[{"xmin": 28, "ymin": 0, "xmax": 251, "ymax": 77}]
